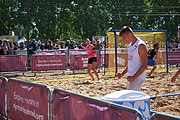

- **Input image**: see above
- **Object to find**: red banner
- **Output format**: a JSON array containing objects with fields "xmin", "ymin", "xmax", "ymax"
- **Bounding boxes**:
[
  {"xmin": 70, "ymin": 55, "xmax": 101, "ymax": 70},
  {"xmin": 8, "ymin": 78, "xmax": 50, "ymax": 120},
  {"xmin": 52, "ymin": 89, "xmax": 138, "ymax": 120},
  {"xmin": 0, "ymin": 77, "xmax": 7, "ymax": 117},
  {"xmin": 168, "ymin": 51, "xmax": 180, "ymax": 64},
  {"xmin": 0, "ymin": 55, "xmax": 26, "ymax": 72},
  {"xmin": 31, "ymin": 55, "xmax": 67, "ymax": 71}
]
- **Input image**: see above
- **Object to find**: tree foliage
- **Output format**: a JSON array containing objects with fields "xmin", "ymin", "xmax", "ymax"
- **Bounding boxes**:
[{"xmin": 0, "ymin": 0, "xmax": 179, "ymax": 41}]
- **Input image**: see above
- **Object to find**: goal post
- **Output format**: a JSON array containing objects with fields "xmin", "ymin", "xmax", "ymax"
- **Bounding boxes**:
[{"xmin": 106, "ymin": 29, "xmax": 168, "ymax": 77}]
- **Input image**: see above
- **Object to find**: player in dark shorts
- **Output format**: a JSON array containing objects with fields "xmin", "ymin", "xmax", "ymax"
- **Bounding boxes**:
[
  {"xmin": 80, "ymin": 38, "xmax": 100, "ymax": 80},
  {"xmin": 148, "ymin": 43, "xmax": 159, "ymax": 78},
  {"xmin": 88, "ymin": 57, "xmax": 97, "ymax": 64}
]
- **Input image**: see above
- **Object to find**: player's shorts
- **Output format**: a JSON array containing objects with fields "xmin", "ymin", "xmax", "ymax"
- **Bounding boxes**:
[
  {"xmin": 88, "ymin": 57, "xmax": 97, "ymax": 64},
  {"xmin": 127, "ymin": 71, "xmax": 146, "ymax": 91},
  {"xmin": 127, "ymin": 78, "xmax": 145, "ymax": 91},
  {"xmin": 148, "ymin": 58, "xmax": 155, "ymax": 66}
]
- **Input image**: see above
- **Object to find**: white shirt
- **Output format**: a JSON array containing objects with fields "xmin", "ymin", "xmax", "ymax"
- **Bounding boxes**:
[{"xmin": 128, "ymin": 39, "xmax": 147, "ymax": 80}]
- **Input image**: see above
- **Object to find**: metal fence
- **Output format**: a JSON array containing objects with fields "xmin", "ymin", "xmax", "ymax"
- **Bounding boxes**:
[
  {"xmin": 1, "ymin": 76, "xmax": 180, "ymax": 120},
  {"xmin": 0, "ymin": 76, "xmax": 144, "ymax": 120},
  {"xmin": 0, "ymin": 49, "xmax": 179, "ymax": 74}
]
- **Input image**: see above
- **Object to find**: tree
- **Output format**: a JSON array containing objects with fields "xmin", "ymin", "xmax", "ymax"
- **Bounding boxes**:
[{"xmin": 0, "ymin": 0, "xmax": 179, "ymax": 42}]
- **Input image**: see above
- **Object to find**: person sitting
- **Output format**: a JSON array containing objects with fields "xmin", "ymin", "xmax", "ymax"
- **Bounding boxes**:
[{"xmin": 147, "ymin": 43, "xmax": 159, "ymax": 78}]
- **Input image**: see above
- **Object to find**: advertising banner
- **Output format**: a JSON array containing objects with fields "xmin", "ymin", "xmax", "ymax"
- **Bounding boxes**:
[
  {"xmin": 0, "ymin": 77, "xmax": 7, "ymax": 117},
  {"xmin": 168, "ymin": 51, "xmax": 180, "ymax": 64},
  {"xmin": 0, "ymin": 55, "xmax": 26, "ymax": 72},
  {"xmin": 69, "ymin": 50, "xmax": 102, "ymax": 70},
  {"xmin": 52, "ymin": 89, "xmax": 139, "ymax": 120},
  {"xmin": 31, "ymin": 55, "xmax": 67, "ymax": 71},
  {"xmin": 8, "ymin": 79, "xmax": 50, "ymax": 120}
]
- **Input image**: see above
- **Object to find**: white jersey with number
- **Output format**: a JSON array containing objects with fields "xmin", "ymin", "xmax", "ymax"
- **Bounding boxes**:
[{"xmin": 128, "ymin": 39, "xmax": 147, "ymax": 79}]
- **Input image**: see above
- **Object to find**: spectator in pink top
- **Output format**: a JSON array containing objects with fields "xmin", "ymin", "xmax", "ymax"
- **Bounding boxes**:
[{"xmin": 80, "ymin": 38, "xmax": 100, "ymax": 80}]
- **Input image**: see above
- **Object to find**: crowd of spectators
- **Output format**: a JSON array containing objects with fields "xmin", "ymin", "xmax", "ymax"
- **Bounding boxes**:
[
  {"xmin": 0, "ymin": 38, "xmax": 105, "ymax": 55},
  {"xmin": 168, "ymin": 41, "xmax": 180, "ymax": 51}
]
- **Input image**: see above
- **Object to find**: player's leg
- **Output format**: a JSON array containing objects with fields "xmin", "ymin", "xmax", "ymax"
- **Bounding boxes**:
[
  {"xmin": 87, "ymin": 64, "xmax": 95, "ymax": 80},
  {"xmin": 148, "ymin": 64, "xmax": 157, "ymax": 77},
  {"xmin": 92, "ymin": 61, "xmax": 100, "ymax": 80},
  {"xmin": 87, "ymin": 58, "xmax": 95, "ymax": 80},
  {"xmin": 148, "ymin": 58, "xmax": 156, "ymax": 77}
]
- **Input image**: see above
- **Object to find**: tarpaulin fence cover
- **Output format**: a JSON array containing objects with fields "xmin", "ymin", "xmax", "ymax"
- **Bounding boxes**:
[
  {"xmin": 0, "ymin": 55, "xmax": 26, "ymax": 72},
  {"xmin": 0, "ymin": 49, "xmax": 178, "ymax": 73},
  {"xmin": 151, "ymin": 111, "xmax": 180, "ymax": 120},
  {"xmin": 8, "ymin": 78, "xmax": 50, "ymax": 120},
  {"xmin": 1, "ymin": 76, "xmax": 180, "ymax": 120},
  {"xmin": 52, "ymin": 88, "xmax": 143, "ymax": 120},
  {"xmin": 168, "ymin": 51, "xmax": 180, "ymax": 64},
  {"xmin": 69, "ymin": 50, "xmax": 102, "ymax": 70},
  {"xmin": 0, "ymin": 77, "xmax": 7, "ymax": 118},
  {"xmin": 31, "ymin": 55, "xmax": 67, "ymax": 72}
]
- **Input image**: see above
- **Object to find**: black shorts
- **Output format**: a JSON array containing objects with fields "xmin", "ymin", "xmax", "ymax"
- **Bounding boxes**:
[{"xmin": 88, "ymin": 57, "xmax": 97, "ymax": 64}]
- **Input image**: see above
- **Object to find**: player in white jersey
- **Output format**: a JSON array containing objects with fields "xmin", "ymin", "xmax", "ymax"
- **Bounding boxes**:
[{"xmin": 116, "ymin": 26, "xmax": 148, "ymax": 91}]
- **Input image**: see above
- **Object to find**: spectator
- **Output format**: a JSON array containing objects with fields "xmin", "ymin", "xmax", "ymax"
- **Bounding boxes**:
[
  {"xmin": 19, "ymin": 42, "xmax": 26, "ymax": 50},
  {"xmin": 8, "ymin": 42, "xmax": 15, "ymax": 55},
  {"xmin": 178, "ymin": 42, "xmax": 180, "ymax": 49},
  {"xmin": 65, "ymin": 40, "xmax": 70, "ymax": 49},
  {"xmin": 60, "ymin": 41, "xmax": 65, "ymax": 49},
  {"xmin": 53, "ymin": 39, "xmax": 60, "ymax": 49},
  {"xmin": 29, "ymin": 39, "xmax": 37, "ymax": 54},
  {"xmin": 44, "ymin": 40, "xmax": 54, "ymax": 50},
  {"xmin": 95, "ymin": 40, "xmax": 102, "ymax": 55},
  {"xmin": 2, "ymin": 40, "xmax": 9, "ymax": 55},
  {"xmin": 0, "ymin": 40, "xmax": 2, "ymax": 46},
  {"xmin": 0, "ymin": 41, "xmax": 5, "ymax": 55},
  {"xmin": 13, "ymin": 42, "xmax": 19, "ymax": 51}
]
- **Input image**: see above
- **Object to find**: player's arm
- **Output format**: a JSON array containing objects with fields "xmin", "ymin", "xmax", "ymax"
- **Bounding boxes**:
[
  {"xmin": 122, "ymin": 66, "xmax": 128, "ymax": 76},
  {"xmin": 135, "ymin": 44, "xmax": 148, "ymax": 78},
  {"xmin": 80, "ymin": 44, "xmax": 86, "ymax": 50},
  {"xmin": 127, "ymin": 44, "xmax": 147, "ymax": 82},
  {"xmin": 117, "ymin": 66, "xmax": 128, "ymax": 79}
]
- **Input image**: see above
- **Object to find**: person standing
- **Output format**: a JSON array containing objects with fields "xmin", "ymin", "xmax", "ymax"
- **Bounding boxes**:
[
  {"xmin": 147, "ymin": 43, "xmax": 159, "ymax": 78},
  {"xmin": 80, "ymin": 38, "xmax": 100, "ymax": 80},
  {"xmin": 116, "ymin": 26, "xmax": 148, "ymax": 91},
  {"xmin": 2, "ymin": 40, "xmax": 9, "ymax": 55}
]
